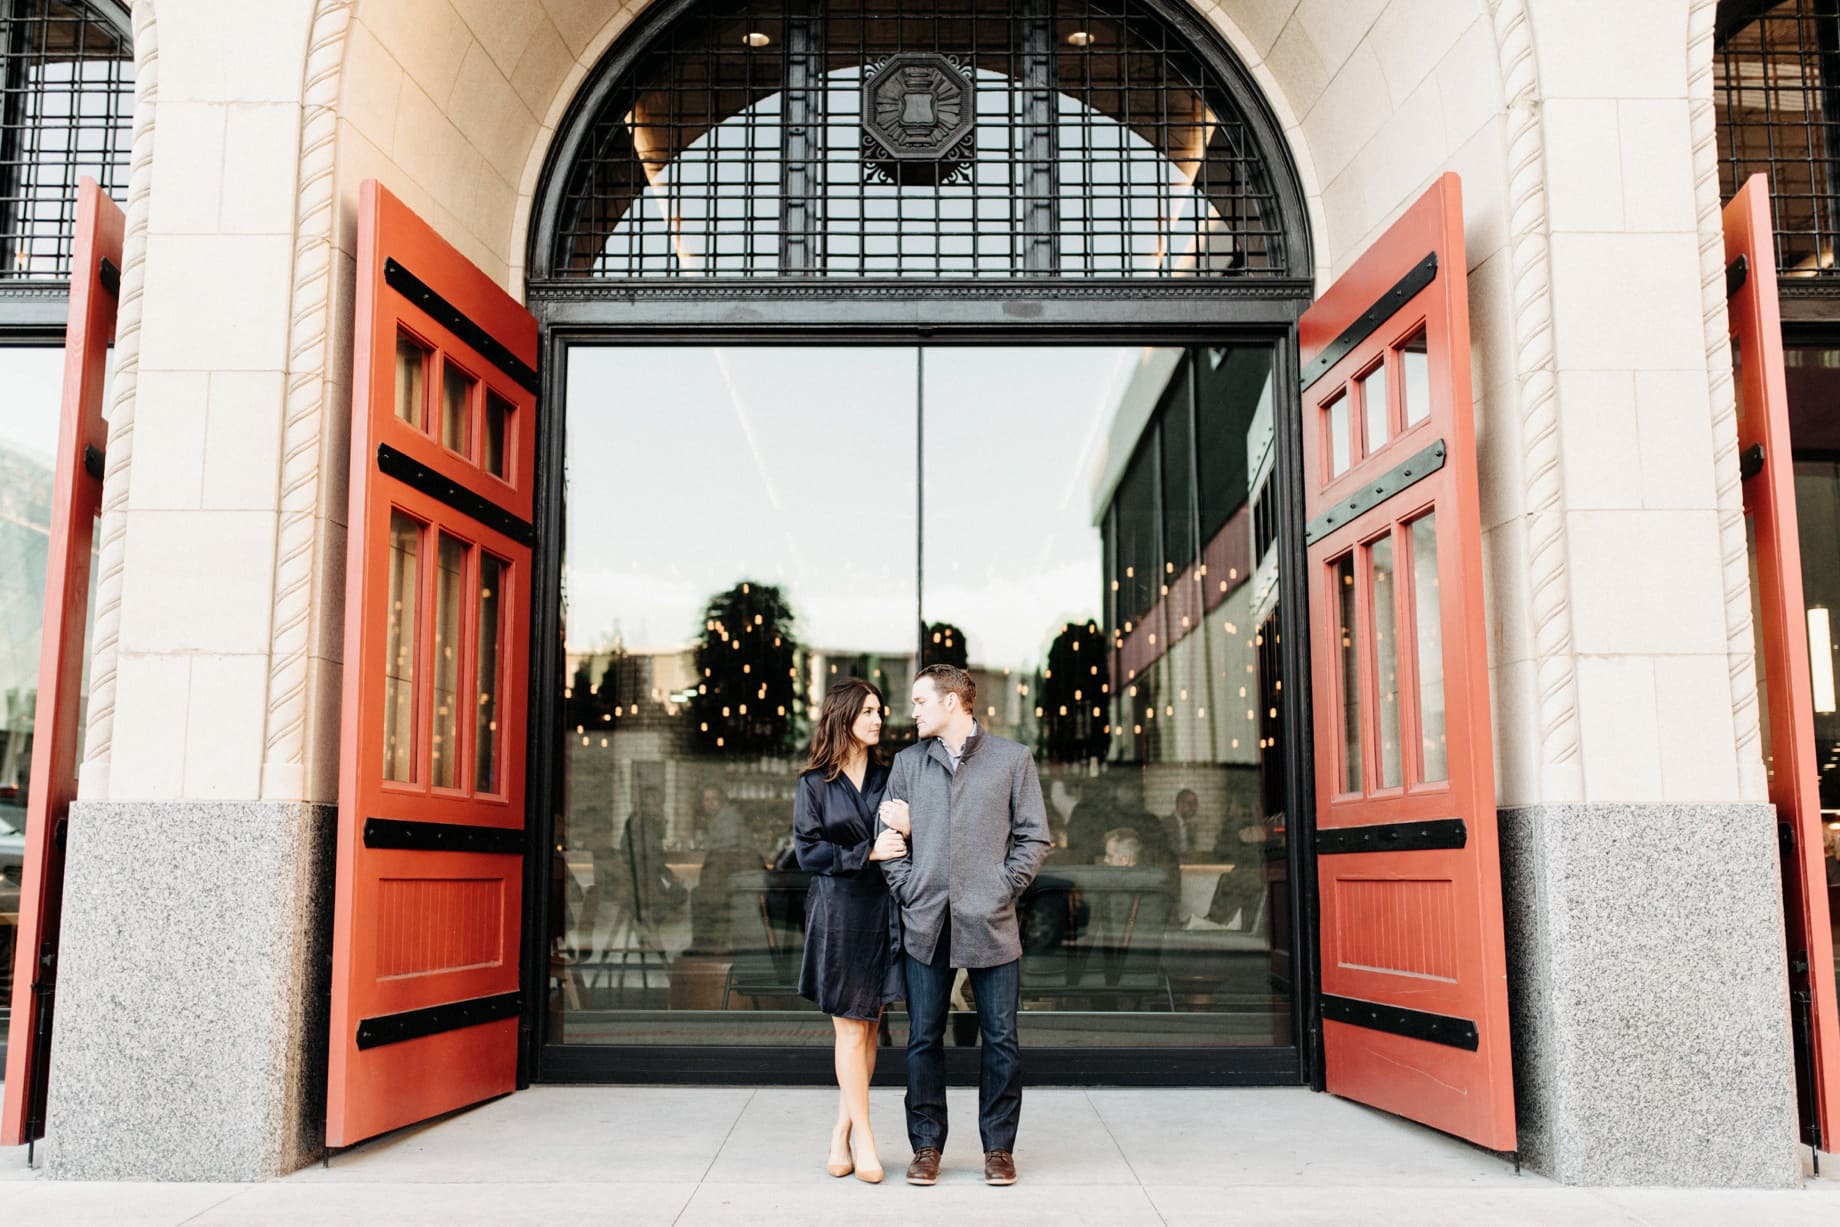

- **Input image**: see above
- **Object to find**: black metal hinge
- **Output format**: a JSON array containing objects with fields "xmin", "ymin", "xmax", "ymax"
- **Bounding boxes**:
[
  {"xmin": 98, "ymin": 257, "xmax": 121, "ymax": 298},
  {"xmin": 1317, "ymin": 818, "xmax": 1467, "ymax": 855},
  {"xmin": 1726, "ymin": 253, "xmax": 1748, "ymax": 299},
  {"xmin": 1321, "ymin": 994, "xmax": 1479, "ymax": 1051},
  {"xmin": 357, "ymin": 991, "xmax": 521, "ymax": 1051},
  {"xmin": 1304, "ymin": 440, "xmax": 1447, "ymax": 546},
  {"xmin": 1740, "ymin": 443, "xmax": 1765, "ymax": 483}
]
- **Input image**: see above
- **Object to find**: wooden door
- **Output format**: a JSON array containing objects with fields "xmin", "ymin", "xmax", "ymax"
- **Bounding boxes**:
[
  {"xmin": 1299, "ymin": 173, "xmax": 1515, "ymax": 1151},
  {"xmin": 1724, "ymin": 172, "xmax": 1840, "ymax": 1151},
  {"xmin": 327, "ymin": 181, "xmax": 538, "ymax": 1147},
  {"xmin": 1, "ymin": 178, "xmax": 121, "ymax": 1148}
]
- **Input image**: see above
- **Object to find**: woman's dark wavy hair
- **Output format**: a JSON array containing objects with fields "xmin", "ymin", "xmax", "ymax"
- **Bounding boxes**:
[{"xmin": 804, "ymin": 678, "xmax": 886, "ymax": 781}]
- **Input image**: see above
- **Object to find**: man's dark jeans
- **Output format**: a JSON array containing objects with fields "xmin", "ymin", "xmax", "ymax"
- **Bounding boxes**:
[{"xmin": 903, "ymin": 914, "xmax": 1022, "ymax": 1153}]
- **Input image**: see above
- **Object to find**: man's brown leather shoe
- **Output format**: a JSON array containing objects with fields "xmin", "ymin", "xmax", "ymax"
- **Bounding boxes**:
[
  {"xmin": 983, "ymin": 1150, "xmax": 1017, "ymax": 1185},
  {"xmin": 906, "ymin": 1148, "xmax": 942, "ymax": 1186}
]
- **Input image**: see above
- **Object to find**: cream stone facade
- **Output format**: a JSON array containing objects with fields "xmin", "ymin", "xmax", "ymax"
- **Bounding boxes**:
[{"xmin": 9, "ymin": 0, "xmax": 1818, "ymax": 1190}]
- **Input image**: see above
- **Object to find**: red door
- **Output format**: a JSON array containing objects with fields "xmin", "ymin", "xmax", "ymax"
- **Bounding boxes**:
[
  {"xmin": 327, "ymin": 181, "xmax": 537, "ymax": 1147},
  {"xmin": 2, "ymin": 178, "xmax": 121, "ymax": 1148},
  {"xmin": 1300, "ymin": 173, "xmax": 1515, "ymax": 1151},
  {"xmin": 1724, "ymin": 172, "xmax": 1840, "ymax": 1150}
]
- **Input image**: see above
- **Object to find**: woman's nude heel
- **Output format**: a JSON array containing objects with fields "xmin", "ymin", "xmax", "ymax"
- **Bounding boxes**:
[
  {"xmin": 850, "ymin": 1135, "xmax": 884, "ymax": 1184},
  {"xmin": 826, "ymin": 1125, "xmax": 854, "ymax": 1178}
]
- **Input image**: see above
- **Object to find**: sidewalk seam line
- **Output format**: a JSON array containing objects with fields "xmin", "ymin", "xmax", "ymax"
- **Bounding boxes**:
[
  {"xmin": 170, "ymin": 1186, "xmax": 250, "ymax": 1227},
  {"xmin": 1086, "ymin": 1090, "xmax": 1166, "ymax": 1226},
  {"xmin": 673, "ymin": 1087, "xmax": 756, "ymax": 1225}
]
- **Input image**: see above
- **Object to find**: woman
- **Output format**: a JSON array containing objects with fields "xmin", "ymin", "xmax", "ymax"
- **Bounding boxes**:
[{"xmin": 793, "ymin": 678, "xmax": 907, "ymax": 1183}]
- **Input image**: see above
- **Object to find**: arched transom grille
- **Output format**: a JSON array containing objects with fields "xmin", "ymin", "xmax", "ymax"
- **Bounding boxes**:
[{"xmin": 549, "ymin": 0, "xmax": 1294, "ymax": 280}]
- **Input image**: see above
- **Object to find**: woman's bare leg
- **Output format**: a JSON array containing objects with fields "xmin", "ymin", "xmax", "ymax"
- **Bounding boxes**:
[{"xmin": 835, "ymin": 1016, "xmax": 883, "ymax": 1181}]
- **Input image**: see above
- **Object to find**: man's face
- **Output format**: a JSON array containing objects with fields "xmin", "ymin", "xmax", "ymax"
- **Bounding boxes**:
[
  {"xmin": 911, "ymin": 678, "xmax": 952, "ymax": 739},
  {"xmin": 700, "ymin": 789, "xmax": 721, "ymax": 816},
  {"xmin": 1176, "ymin": 792, "xmax": 1198, "ymax": 819}
]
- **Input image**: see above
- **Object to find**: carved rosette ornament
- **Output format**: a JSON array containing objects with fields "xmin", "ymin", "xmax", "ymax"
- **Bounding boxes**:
[{"xmin": 861, "ymin": 52, "xmax": 977, "ymax": 185}]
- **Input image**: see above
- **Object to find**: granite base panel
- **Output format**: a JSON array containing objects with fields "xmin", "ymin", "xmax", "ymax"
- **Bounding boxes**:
[
  {"xmin": 1498, "ymin": 802, "xmax": 1802, "ymax": 1187},
  {"xmin": 41, "ymin": 799, "xmax": 335, "ymax": 1181}
]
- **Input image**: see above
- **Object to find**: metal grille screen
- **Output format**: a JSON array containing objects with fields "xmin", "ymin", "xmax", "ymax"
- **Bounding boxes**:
[
  {"xmin": 1717, "ymin": 0, "xmax": 1840, "ymax": 282},
  {"xmin": 0, "ymin": 0, "xmax": 131, "ymax": 281},
  {"xmin": 552, "ymin": 0, "xmax": 1289, "ymax": 279}
]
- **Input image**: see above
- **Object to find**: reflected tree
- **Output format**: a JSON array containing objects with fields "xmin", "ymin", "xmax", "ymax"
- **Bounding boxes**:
[
  {"xmin": 921, "ymin": 620, "xmax": 968, "ymax": 669},
  {"xmin": 1038, "ymin": 620, "xmax": 1110, "ymax": 763},
  {"xmin": 690, "ymin": 581, "xmax": 801, "ymax": 755}
]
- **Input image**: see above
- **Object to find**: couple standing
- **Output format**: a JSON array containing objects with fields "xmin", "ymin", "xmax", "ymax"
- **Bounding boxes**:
[{"xmin": 790, "ymin": 664, "xmax": 1050, "ymax": 1186}]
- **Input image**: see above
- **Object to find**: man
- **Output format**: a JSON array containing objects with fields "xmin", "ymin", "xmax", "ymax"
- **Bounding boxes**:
[{"xmin": 878, "ymin": 664, "xmax": 1051, "ymax": 1187}]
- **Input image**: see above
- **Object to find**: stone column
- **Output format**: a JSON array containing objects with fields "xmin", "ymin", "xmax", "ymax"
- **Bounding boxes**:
[{"xmin": 43, "ymin": 0, "xmax": 333, "ymax": 1181}]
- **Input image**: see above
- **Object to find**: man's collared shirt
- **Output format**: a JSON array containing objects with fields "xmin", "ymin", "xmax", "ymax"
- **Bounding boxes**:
[{"xmin": 944, "ymin": 720, "xmax": 981, "ymax": 774}]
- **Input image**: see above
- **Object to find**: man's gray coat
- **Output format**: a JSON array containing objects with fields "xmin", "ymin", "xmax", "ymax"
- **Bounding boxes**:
[{"xmin": 880, "ymin": 727, "xmax": 1051, "ymax": 968}]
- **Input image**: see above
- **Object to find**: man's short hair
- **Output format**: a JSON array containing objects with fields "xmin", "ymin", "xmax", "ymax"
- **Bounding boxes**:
[{"xmin": 916, "ymin": 663, "xmax": 976, "ymax": 711}]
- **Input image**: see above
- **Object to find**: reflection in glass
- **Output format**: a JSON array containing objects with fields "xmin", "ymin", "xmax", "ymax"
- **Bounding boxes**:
[
  {"xmin": 553, "ymin": 347, "xmax": 916, "ymax": 1045},
  {"xmin": 1327, "ymin": 394, "xmax": 1351, "ymax": 477},
  {"xmin": 441, "ymin": 361, "xmax": 473, "ymax": 455},
  {"xmin": 1359, "ymin": 362, "xmax": 1389, "ymax": 455},
  {"xmin": 552, "ymin": 342, "xmax": 1293, "ymax": 1048},
  {"xmin": 484, "ymin": 389, "xmax": 510, "ymax": 479},
  {"xmin": 1371, "ymin": 535, "xmax": 1401, "ymax": 790},
  {"xmin": 1411, "ymin": 514, "xmax": 1447, "ymax": 782},
  {"xmin": 432, "ymin": 534, "xmax": 464, "ymax": 789},
  {"xmin": 476, "ymin": 553, "xmax": 503, "ymax": 794},
  {"xmin": 1402, "ymin": 330, "xmax": 1430, "ymax": 426},
  {"xmin": 383, "ymin": 510, "xmax": 421, "ymax": 782},
  {"xmin": 1336, "ymin": 554, "xmax": 1361, "ymax": 794},
  {"xmin": 394, "ymin": 334, "xmax": 426, "ymax": 427}
]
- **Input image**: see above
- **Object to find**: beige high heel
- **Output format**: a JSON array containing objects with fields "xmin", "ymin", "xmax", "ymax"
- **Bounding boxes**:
[
  {"xmin": 827, "ymin": 1125, "xmax": 854, "ymax": 1178},
  {"xmin": 850, "ymin": 1135, "xmax": 884, "ymax": 1184}
]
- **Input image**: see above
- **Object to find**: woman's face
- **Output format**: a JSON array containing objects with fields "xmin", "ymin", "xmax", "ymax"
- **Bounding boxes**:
[{"xmin": 851, "ymin": 694, "xmax": 884, "ymax": 747}]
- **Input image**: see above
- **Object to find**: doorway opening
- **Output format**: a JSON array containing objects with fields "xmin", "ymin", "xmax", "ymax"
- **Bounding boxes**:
[{"xmin": 534, "ymin": 340, "xmax": 1312, "ymax": 1082}]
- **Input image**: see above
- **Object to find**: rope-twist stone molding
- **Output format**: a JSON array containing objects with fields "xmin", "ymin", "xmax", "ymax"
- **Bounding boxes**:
[
  {"xmin": 1487, "ymin": 0, "xmax": 1584, "ymax": 797},
  {"xmin": 79, "ymin": 0, "xmax": 158, "ymax": 790},
  {"xmin": 261, "ymin": 0, "xmax": 353, "ymax": 799},
  {"xmin": 1686, "ymin": 0, "xmax": 1766, "ymax": 800}
]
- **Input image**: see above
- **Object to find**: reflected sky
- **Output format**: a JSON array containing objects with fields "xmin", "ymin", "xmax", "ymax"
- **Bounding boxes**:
[{"xmin": 564, "ymin": 346, "xmax": 1145, "ymax": 665}]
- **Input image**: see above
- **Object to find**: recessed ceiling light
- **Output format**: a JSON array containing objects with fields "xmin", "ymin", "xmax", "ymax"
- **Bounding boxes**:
[
  {"xmin": 1067, "ymin": 30, "xmax": 1095, "ymax": 47},
  {"xmin": 743, "ymin": 31, "xmax": 771, "ymax": 47}
]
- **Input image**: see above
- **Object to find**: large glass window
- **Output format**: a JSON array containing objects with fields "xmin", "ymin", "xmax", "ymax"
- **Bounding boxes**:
[
  {"xmin": 1781, "ymin": 343, "xmax": 1840, "ymax": 993},
  {"xmin": 0, "ymin": 1, "xmax": 134, "ymax": 280},
  {"xmin": 0, "ymin": 344, "xmax": 78, "ymax": 1042},
  {"xmin": 550, "ymin": 342, "xmax": 1290, "ymax": 1049}
]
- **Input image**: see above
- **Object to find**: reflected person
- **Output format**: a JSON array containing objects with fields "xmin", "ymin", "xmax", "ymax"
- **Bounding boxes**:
[
  {"xmin": 792, "ymin": 679, "xmax": 907, "ymax": 1184},
  {"xmin": 878, "ymin": 664, "xmax": 1051, "ymax": 1188}
]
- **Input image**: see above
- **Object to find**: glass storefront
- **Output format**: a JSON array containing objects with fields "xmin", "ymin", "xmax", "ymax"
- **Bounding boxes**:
[
  {"xmin": 0, "ymin": 346, "xmax": 74, "ymax": 1045},
  {"xmin": 1781, "ymin": 344, "xmax": 1840, "ymax": 989},
  {"xmin": 548, "ymin": 342, "xmax": 1293, "ymax": 1051}
]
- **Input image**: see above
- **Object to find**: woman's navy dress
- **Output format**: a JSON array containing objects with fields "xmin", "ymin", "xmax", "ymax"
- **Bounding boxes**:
[{"xmin": 793, "ymin": 763, "xmax": 903, "ymax": 1020}]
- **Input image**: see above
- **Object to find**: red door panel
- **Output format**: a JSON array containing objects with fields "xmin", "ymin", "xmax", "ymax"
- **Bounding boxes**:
[
  {"xmin": 1300, "ymin": 173, "xmax": 1515, "ymax": 1151},
  {"xmin": 327, "ymin": 181, "xmax": 537, "ymax": 1148},
  {"xmin": 1724, "ymin": 172, "xmax": 1840, "ymax": 1149},
  {"xmin": 2, "ymin": 178, "xmax": 121, "ymax": 1148}
]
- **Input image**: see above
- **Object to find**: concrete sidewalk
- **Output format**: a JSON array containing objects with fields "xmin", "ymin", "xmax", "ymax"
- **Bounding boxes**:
[{"xmin": 1, "ymin": 1086, "xmax": 1835, "ymax": 1225}]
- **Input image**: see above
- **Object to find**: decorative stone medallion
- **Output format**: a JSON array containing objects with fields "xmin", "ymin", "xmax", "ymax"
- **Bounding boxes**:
[{"xmin": 861, "ymin": 52, "xmax": 976, "ymax": 163}]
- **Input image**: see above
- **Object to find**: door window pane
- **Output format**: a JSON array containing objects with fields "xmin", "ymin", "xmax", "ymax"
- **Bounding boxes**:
[
  {"xmin": 383, "ymin": 510, "xmax": 422, "ymax": 782},
  {"xmin": 0, "ymin": 347, "xmax": 70, "ymax": 1033},
  {"xmin": 441, "ymin": 361, "xmax": 474, "ymax": 455},
  {"xmin": 1401, "ymin": 329, "xmax": 1430, "ymax": 426},
  {"xmin": 476, "ymin": 553, "xmax": 504, "ymax": 794},
  {"xmin": 1410, "ymin": 513, "xmax": 1447, "ymax": 782},
  {"xmin": 431, "ymin": 534, "xmax": 465, "ymax": 789},
  {"xmin": 1159, "ymin": 363, "xmax": 1195, "ymax": 574},
  {"xmin": 484, "ymin": 389, "xmax": 511, "ymax": 478},
  {"xmin": 395, "ymin": 333, "xmax": 427, "ymax": 427},
  {"xmin": 1359, "ymin": 362, "xmax": 1389, "ymax": 454},
  {"xmin": 1327, "ymin": 393, "xmax": 1351, "ymax": 477},
  {"xmin": 554, "ymin": 347, "xmax": 916, "ymax": 1046},
  {"xmin": 1335, "ymin": 553, "xmax": 1361, "ymax": 794},
  {"xmin": 1371, "ymin": 534, "xmax": 1402, "ymax": 790}
]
